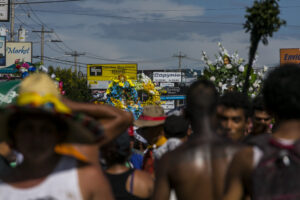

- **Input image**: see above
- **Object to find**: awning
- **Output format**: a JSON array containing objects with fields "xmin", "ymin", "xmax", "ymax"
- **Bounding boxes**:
[{"xmin": 0, "ymin": 80, "xmax": 21, "ymax": 106}]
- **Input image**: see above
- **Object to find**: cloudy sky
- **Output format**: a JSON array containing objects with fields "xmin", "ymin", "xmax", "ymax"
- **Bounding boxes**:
[{"xmin": 6, "ymin": 0, "xmax": 300, "ymax": 71}]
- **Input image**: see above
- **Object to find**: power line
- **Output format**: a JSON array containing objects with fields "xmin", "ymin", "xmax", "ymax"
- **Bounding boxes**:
[{"xmin": 14, "ymin": 0, "xmax": 82, "ymax": 5}]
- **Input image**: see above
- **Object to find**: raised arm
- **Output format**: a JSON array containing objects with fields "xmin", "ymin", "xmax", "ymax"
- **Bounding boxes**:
[{"xmin": 62, "ymin": 98, "xmax": 133, "ymax": 146}]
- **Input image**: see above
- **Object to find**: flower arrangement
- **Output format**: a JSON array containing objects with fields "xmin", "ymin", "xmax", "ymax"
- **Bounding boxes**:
[
  {"xmin": 136, "ymin": 73, "xmax": 164, "ymax": 106},
  {"xmin": 15, "ymin": 59, "xmax": 36, "ymax": 78},
  {"xmin": 106, "ymin": 74, "xmax": 143, "ymax": 120},
  {"xmin": 201, "ymin": 43, "xmax": 268, "ymax": 97}
]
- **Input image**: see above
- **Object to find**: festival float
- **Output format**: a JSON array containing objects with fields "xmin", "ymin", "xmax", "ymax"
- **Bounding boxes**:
[{"xmin": 202, "ymin": 43, "xmax": 268, "ymax": 97}]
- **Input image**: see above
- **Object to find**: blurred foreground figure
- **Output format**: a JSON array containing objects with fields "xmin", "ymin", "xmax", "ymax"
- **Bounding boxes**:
[
  {"xmin": 0, "ymin": 74, "xmax": 132, "ymax": 200},
  {"xmin": 152, "ymin": 80, "xmax": 242, "ymax": 200},
  {"xmin": 223, "ymin": 64, "xmax": 300, "ymax": 200},
  {"xmin": 101, "ymin": 133, "xmax": 154, "ymax": 200}
]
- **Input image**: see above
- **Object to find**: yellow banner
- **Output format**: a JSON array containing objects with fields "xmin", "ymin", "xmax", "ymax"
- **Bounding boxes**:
[{"xmin": 87, "ymin": 63, "xmax": 137, "ymax": 81}]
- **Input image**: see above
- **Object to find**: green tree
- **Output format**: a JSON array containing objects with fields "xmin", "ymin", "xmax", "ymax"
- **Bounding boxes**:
[
  {"xmin": 48, "ymin": 66, "xmax": 93, "ymax": 102},
  {"xmin": 243, "ymin": 0, "xmax": 286, "ymax": 93}
]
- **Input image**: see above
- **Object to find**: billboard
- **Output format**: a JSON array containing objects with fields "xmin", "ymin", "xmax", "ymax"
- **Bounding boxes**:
[
  {"xmin": 0, "ymin": 36, "xmax": 5, "ymax": 66},
  {"xmin": 5, "ymin": 42, "xmax": 32, "ymax": 67},
  {"xmin": 280, "ymin": 48, "xmax": 300, "ymax": 65},
  {"xmin": 87, "ymin": 63, "xmax": 138, "ymax": 82},
  {"xmin": 153, "ymin": 72, "xmax": 181, "ymax": 83},
  {"xmin": 0, "ymin": 0, "xmax": 9, "ymax": 22}
]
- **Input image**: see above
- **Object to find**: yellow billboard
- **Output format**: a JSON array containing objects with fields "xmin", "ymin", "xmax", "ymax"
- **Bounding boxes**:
[{"xmin": 87, "ymin": 63, "xmax": 138, "ymax": 81}]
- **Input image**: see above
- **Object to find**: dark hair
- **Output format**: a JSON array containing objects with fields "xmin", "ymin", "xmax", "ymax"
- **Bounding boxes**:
[
  {"xmin": 164, "ymin": 115, "xmax": 189, "ymax": 139},
  {"xmin": 263, "ymin": 64, "xmax": 300, "ymax": 120},
  {"xmin": 101, "ymin": 133, "xmax": 131, "ymax": 167},
  {"xmin": 251, "ymin": 95, "xmax": 268, "ymax": 116},
  {"xmin": 8, "ymin": 111, "xmax": 68, "ymax": 144},
  {"xmin": 186, "ymin": 79, "xmax": 219, "ymax": 120},
  {"xmin": 218, "ymin": 91, "xmax": 251, "ymax": 118}
]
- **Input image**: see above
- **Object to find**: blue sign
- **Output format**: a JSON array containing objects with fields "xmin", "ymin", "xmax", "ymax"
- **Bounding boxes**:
[{"xmin": 160, "ymin": 96, "xmax": 186, "ymax": 100}]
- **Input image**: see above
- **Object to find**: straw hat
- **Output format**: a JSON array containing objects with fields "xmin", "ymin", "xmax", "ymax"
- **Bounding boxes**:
[
  {"xmin": 0, "ymin": 73, "xmax": 103, "ymax": 144},
  {"xmin": 134, "ymin": 105, "xmax": 166, "ymax": 128}
]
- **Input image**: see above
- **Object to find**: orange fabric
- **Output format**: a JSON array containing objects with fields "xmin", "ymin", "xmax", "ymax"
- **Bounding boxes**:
[{"xmin": 55, "ymin": 144, "xmax": 88, "ymax": 162}]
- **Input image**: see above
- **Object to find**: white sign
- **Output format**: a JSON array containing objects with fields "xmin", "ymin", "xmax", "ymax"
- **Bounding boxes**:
[
  {"xmin": 160, "ymin": 82, "xmax": 174, "ymax": 88},
  {"xmin": 153, "ymin": 72, "xmax": 181, "ymax": 83},
  {"xmin": 161, "ymin": 100, "xmax": 175, "ymax": 110},
  {"xmin": 88, "ymin": 80, "xmax": 111, "ymax": 89},
  {"xmin": 0, "ymin": 36, "xmax": 5, "ymax": 66},
  {"xmin": 0, "ymin": 0, "xmax": 9, "ymax": 21},
  {"xmin": 4, "ymin": 42, "xmax": 32, "ymax": 68}
]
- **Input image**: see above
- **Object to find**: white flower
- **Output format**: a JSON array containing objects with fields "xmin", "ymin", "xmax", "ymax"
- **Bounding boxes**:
[
  {"xmin": 218, "ymin": 82, "xmax": 223, "ymax": 87},
  {"xmin": 239, "ymin": 81, "xmax": 243, "ymax": 86},
  {"xmin": 218, "ymin": 42, "xmax": 221, "ymax": 47},
  {"xmin": 20, "ymin": 67, "xmax": 27, "ymax": 73},
  {"xmin": 207, "ymin": 60, "xmax": 212, "ymax": 65},
  {"xmin": 51, "ymin": 74, "xmax": 56, "ymax": 79},
  {"xmin": 225, "ymin": 64, "xmax": 232, "ymax": 69},
  {"xmin": 249, "ymin": 87, "xmax": 253, "ymax": 92},
  {"xmin": 210, "ymin": 76, "xmax": 216, "ymax": 82},
  {"xmin": 251, "ymin": 94, "xmax": 256, "ymax": 98},
  {"xmin": 253, "ymin": 82, "xmax": 259, "ymax": 88},
  {"xmin": 238, "ymin": 65, "xmax": 245, "ymax": 72},
  {"xmin": 263, "ymin": 65, "xmax": 268, "ymax": 72},
  {"xmin": 193, "ymin": 72, "xmax": 198, "ymax": 76},
  {"xmin": 222, "ymin": 84, "xmax": 228, "ymax": 91}
]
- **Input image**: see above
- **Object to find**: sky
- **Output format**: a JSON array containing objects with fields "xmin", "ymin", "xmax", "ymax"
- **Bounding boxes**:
[{"xmin": 4, "ymin": 0, "xmax": 300, "ymax": 72}]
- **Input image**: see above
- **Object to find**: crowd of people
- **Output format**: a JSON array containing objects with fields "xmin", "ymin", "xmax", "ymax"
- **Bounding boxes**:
[{"xmin": 0, "ymin": 63, "xmax": 299, "ymax": 200}]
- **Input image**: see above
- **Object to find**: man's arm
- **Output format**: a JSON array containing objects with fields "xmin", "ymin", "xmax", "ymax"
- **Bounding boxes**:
[
  {"xmin": 151, "ymin": 154, "xmax": 171, "ymax": 200},
  {"xmin": 223, "ymin": 147, "xmax": 253, "ymax": 200},
  {"xmin": 62, "ymin": 98, "xmax": 133, "ymax": 146}
]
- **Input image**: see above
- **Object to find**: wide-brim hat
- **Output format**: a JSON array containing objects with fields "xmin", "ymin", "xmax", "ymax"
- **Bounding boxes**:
[
  {"xmin": 134, "ymin": 105, "xmax": 166, "ymax": 128},
  {"xmin": 0, "ymin": 73, "xmax": 103, "ymax": 144}
]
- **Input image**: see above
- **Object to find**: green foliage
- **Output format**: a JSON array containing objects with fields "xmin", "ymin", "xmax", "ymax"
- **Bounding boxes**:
[
  {"xmin": 48, "ymin": 66, "xmax": 93, "ymax": 102},
  {"xmin": 244, "ymin": 0, "xmax": 286, "ymax": 45}
]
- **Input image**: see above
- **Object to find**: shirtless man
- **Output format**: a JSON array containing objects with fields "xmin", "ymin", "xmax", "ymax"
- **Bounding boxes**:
[
  {"xmin": 223, "ymin": 64, "xmax": 300, "ymax": 200},
  {"xmin": 152, "ymin": 79, "xmax": 242, "ymax": 200}
]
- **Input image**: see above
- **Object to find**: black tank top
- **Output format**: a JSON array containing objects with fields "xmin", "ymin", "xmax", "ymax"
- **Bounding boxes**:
[{"xmin": 105, "ymin": 169, "xmax": 149, "ymax": 200}]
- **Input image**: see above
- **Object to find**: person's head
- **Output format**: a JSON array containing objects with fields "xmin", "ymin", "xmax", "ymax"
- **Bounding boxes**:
[
  {"xmin": 164, "ymin": 115, "xmax": 190, "ymax": 140},
  {"xmin": 8, "ymin": 112, "xmax": 68, "ymax": 164},
  {"xmin": 134, "ymin": 105, "xmax": 166, "ymax": 145},
  {"xmin": 263, "ymin": 64, "xmax": 300, "ymax": 123},
  {"xmin": 223, "ymin": 55, "xmax": 231, "ymax": 65},
  {"xmin": 185, "ymin": 79, "xmax": 219, "ymax": 127},
  {"xmin": 217, "ymin": 92, "xmax": 250, "ymax": 141},
  {"xmin": 101, "ymin": 133, "xmax": 131, "ymax": 167},
  {"xmin": 251, "ymin": 95, "xmax": 272, "ymax": 135}
]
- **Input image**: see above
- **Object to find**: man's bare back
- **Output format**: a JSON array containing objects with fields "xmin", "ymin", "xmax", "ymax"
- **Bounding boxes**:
[{"xmin": 153, "ymin": 135, "xmax": 241, "ymax": 200}]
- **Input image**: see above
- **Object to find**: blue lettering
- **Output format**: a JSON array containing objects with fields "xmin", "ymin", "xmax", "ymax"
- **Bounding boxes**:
[
  {"xmin": 284, "ymin": 54, "xmax": 288, "ymax": 60},
  {"xmin": 6, "ymin": 46, "xmax": 30, "ymax": 55}
]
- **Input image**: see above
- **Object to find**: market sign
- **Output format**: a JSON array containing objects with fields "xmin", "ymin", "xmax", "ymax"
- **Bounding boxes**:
[
  {"xmin": 280, "ymin": 48, "xmax": 300, "ymax": 65},
  {"xmin": 87, "ymin": 63, "xmax": 137, "ymax": 81},
  {"xmin": 4, "ymin": 42, "xmax": 32, "ymax": 68},
  {"xmin": 153, "ymin": 72, "xmax": 181, "ymax": 83},
  {"xmin": 161, "ymin": 100, "xmax": 175, "ymax": 111},
  {"xmin": 0, "ymin": 36, "xmax": 5, "ymax": 66},
  {"xmin": 0, "ymin": 0, "xmax": 9, "ymax": 22}
]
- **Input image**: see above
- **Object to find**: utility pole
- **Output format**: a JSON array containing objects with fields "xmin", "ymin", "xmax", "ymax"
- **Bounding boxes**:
[
  {"xmin": 10, "ymin": 0, "xmax": 15, "ymax": 41},
  {"xmin": 32, "ymin": 25, "xmax": 53, "ymax": 64},
  {"xmin": 65, "ymin": 51, "xmax": 85, "ymax": 72},
  {"xmin": 173, "ymin": 51, "xmax": 186, "ymax": 83}
]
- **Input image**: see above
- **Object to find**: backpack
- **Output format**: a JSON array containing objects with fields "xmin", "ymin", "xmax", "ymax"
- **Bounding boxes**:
[{"xmin": 250, "ymin": 134, "xmax": 300, "ymax": 200}]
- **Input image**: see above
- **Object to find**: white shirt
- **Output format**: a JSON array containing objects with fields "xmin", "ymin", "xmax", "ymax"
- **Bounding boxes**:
[{"xmin": 0, "ymin": 156, "xmax": 83, "ymax": 200}]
